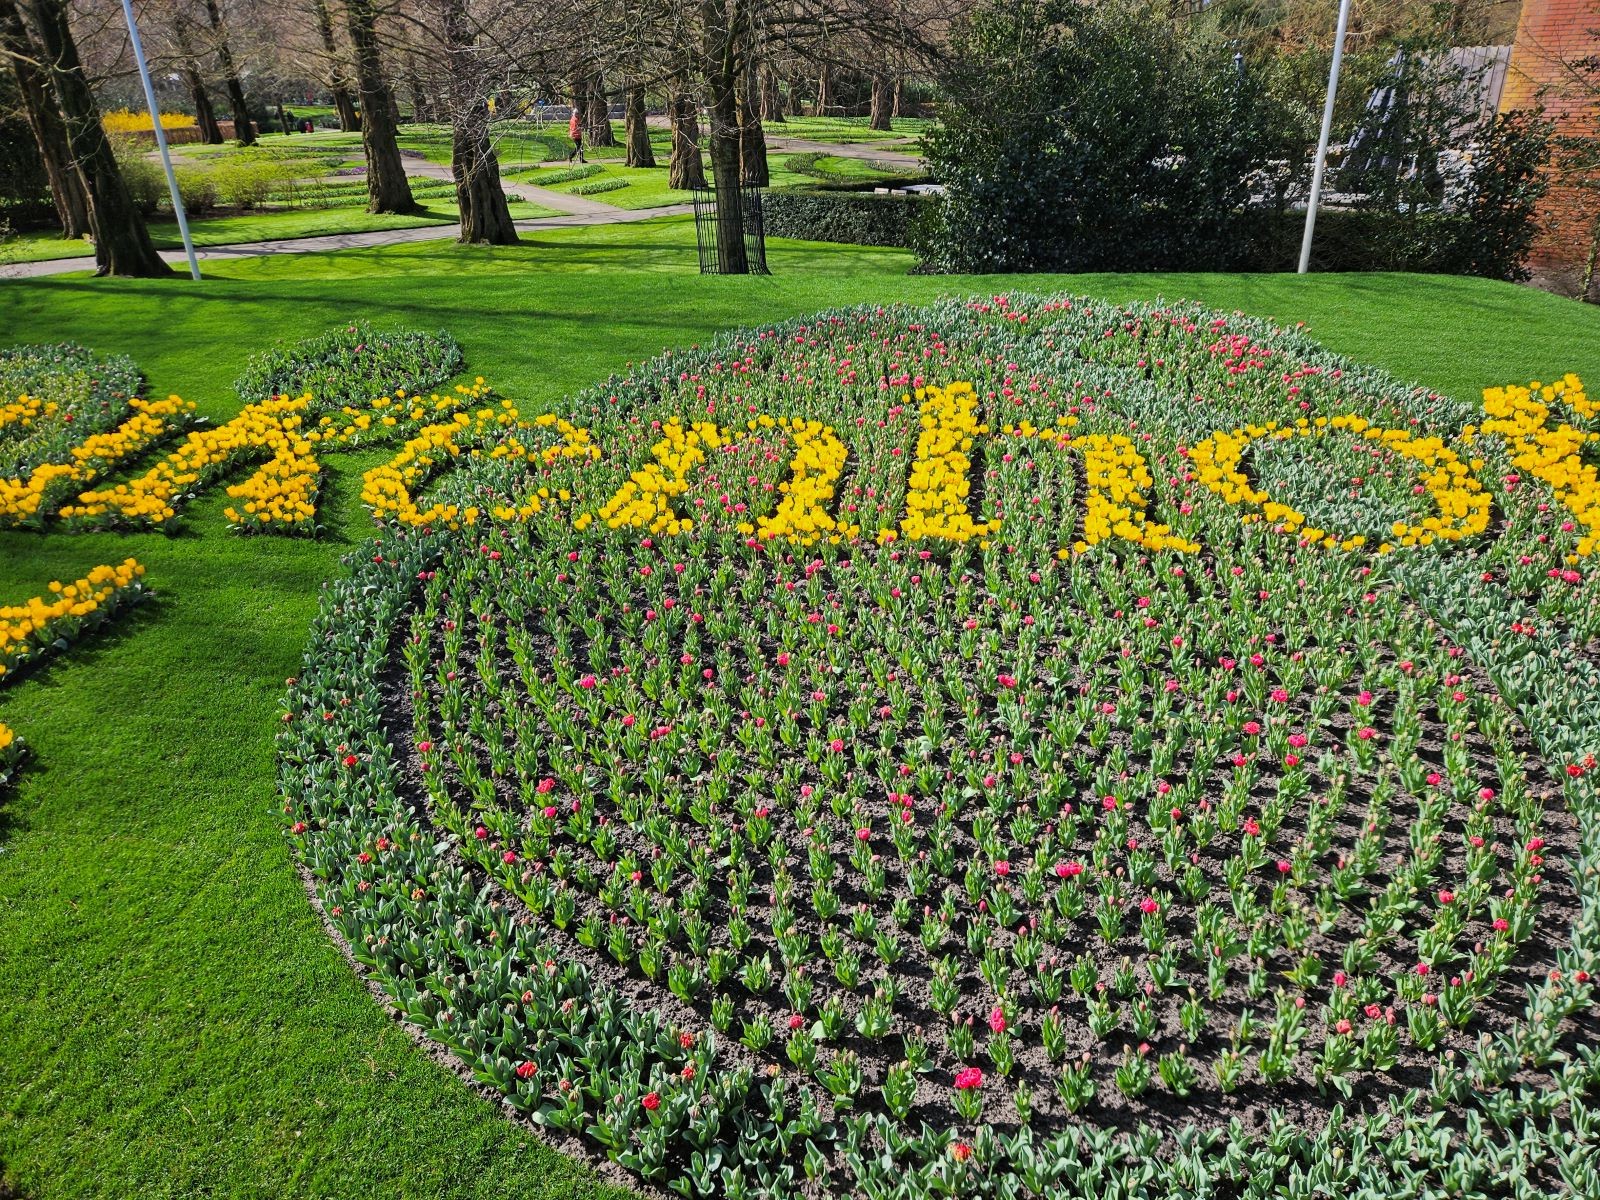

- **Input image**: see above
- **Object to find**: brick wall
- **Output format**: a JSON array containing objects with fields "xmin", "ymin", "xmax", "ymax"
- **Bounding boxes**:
[{"xmin": 1501, "ymin": 0, "xmax": 1600, "ymax": 299}]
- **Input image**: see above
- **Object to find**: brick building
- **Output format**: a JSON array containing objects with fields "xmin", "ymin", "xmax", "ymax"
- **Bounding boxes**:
[{"xmin": 1500, "ymin": 0, "xmax": 1600, "ymax": 300}]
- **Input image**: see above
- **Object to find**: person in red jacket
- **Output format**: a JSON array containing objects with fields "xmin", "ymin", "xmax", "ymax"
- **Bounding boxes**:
[{"xmin": 567, "ymin": 105, "xmax": 585, "ymax": 163}]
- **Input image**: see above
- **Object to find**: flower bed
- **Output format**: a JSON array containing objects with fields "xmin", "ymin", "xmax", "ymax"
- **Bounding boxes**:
[
  {"xmin": 280, "ymin": 296, "xmax": 1600, "ymax": 1197},
  {"xmin": 0, "ymin": 343, "xmax": 144, "ymax": 481},
  {"xmin": 3, "ymin": 327, "xmax": 480, "ymax": 536},
  {"xmin": 233, "ymin": 321, "xmax": 464, "ymax": 410}
]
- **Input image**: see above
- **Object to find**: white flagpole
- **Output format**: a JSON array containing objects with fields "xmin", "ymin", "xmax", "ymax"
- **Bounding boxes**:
[
  {"xmin": 1299, "ymin": 0, "xmax": 1353, "ymax": 275},
  {"xmin": 119, "ymin": 0, "xmax": 200, "ymax": 280}
]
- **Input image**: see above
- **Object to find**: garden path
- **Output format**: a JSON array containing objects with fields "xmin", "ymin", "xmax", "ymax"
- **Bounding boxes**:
[
  {"xmin": 1, "ymin": 159, "xmax": 690, "ymax": 280},
  {"xmin": 1, "ymin": 134, "xmax": 919, "ymax": 280}
]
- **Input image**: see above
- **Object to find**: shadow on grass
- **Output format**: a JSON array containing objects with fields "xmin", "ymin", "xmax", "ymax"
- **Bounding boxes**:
[{"xmin": 0, "ymin": 597, "xmax": 164, "ymax": 847}]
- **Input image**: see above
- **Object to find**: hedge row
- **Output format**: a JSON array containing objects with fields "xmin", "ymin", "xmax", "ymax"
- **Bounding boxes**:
[
  {"xmin": 763, "ymin": 189, "xmax": 1493, "ymax": 277},
  {"xmin": 763, "ymin": 190, "xmax": 927, "ymax": 249}
]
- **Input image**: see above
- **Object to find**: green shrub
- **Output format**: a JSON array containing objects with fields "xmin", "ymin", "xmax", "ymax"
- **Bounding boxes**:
[
  {"xmin": 233, "ymin": 322, "xmax": 464, "ymax": 410},
  {"xmin": 209, "ymin": 158, "xmax": 300, "ymax": 210},
  {"xmin": 569, "ymin": 177, "xmax": 629, "ymax": 196},
  {"xmin": 173, "ymin": 165, "xmax": 219, "ymax": 215},
  {"xmin": 763, "ymin": 190, "xmax": 928, "ymax": 248},
  {"xmin": 110, "ymin": 134, "xmax": 168, "ymax": 217},
  {"xmin": 918, "ymin": 0, "xmax": 1550, "ymax": 280},
  {"xmin": 522, "ymin": 164, "xmax": 602, "ymax": 187}
]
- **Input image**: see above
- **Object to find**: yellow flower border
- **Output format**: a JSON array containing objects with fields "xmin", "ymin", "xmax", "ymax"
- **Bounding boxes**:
[
  {"xmin": 1187, "ymin": 414, "xmax": 1490, "ymax": 554},
  {"xmin": 0, "ymin": 559, "xmax": 146, "ymax": 681},
  {"xmin": 1475, "ymin": 375, "xmax": 1599, "ymax": 561},
  {"xmin": 364, "ymin": 402, "xmax": 597, "ymax": 529},
  {"xmin": 0, "ymin": 396, "xmax": 194, "ymax": 529}
]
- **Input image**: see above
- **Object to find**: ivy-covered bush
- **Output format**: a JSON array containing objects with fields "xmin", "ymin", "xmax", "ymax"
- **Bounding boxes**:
[
  {"xmin": 233, "ymin": 322, "xmax": 464, "ymax": 408},
  {"xmin": 0, "ymin": 343, "xmax": 143, "ymax": 479},
  {"xmin": 763, "ymin": 191, "xmax": 928, "ymax": 247},
  {"xmin": 282, "ymin": 294, "xmax": 1600, "ymax": 1198},
  {"xmin": 917, "ymin": 0, "xmax": 1549, "ymax": 280}
]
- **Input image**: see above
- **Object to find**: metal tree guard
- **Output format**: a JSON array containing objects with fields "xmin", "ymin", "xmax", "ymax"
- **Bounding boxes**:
[{"xmin": 692, "ymin": 185, "xmax": 769, "ymax": 275}]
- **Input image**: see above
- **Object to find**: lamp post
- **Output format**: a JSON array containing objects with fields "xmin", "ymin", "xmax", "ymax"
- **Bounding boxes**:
[
  {"xmin": 1298, "ymin": 0, "xmax": 1353, "ymax": 275},
  {"xmin": 119, "ymin": 0, "xmax": 200, "ymax": 280}
]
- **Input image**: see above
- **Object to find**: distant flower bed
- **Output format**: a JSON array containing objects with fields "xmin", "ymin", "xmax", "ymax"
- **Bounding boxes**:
[
  {"xmin": 102, "ymin": 108, "xmax": 195, "ymax": 134},
  {"xmin": 280, "ymin": 296, "xmax": 1600, "ymax": 1196}
]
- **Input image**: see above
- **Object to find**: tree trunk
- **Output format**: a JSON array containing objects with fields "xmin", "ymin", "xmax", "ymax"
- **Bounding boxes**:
[
  {"xmin": 815, "ymin": 66, "xmax": 831, "ymax": 117},
  {"xmin": 439, "ymin": 0, "xmax": 515, "ymax": 245},
  {"xmin": 869, "ymin": 74, "xmax": 892, "ymax": 131},
  {"xmin": 892, "ymin": 75, "xmax": 904, "ymax": 119},
  {"xmin": 407, "ymin": 58, "xmax": 431, "ymax": 123},
  {"xmin": 760, "ymin": 67, "xmax": 784, "ymax": 123},
  {"xmin": 737, "ymin": 64, "xmax": 767, "ymax": 187},
  {"xmin": 332, "ymin": 86, "xmax": 359, "ymax": 131},
  {"xmin": 203, "ymin": 0, "xmax": 254, "ymax": 146},
  {"xmin": 311, "ymin": 0, "xmax": 359, "ymax": 131},
  {"xmin": 344, "ymin": 0, "xmax": 414, "ymax": 213},
  {"xmin": 26, "ymin": 0, "xmax": 170, "ymax": 275},
  {"xmin": 585, "ymin": 75, "xmax": 616, "ymax": 147},
  {"xmin": 171, "ymin": 17, "xmax": 223, "ymax": 144},
  {"xmin": 668, "ymin": 87, "xmax": 705, "ymax": 189},
  {"xmin": 187, "ymin": 68, "xmax": 223, "ymax": 143},
  {"xmin": 701, "ymin": 0, "xmax": 749, "ymax": 273},
  {"xmin": 1, "ymin": 0, "xmax": 90, "ymax": 238},
  {"xmin": 625, "ymin": 85, "xmax": 654, "ymax": 168}
]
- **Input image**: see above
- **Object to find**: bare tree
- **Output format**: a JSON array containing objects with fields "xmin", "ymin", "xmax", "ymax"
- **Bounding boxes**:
[
  {"xmin": 168, "ymin": 7, "xmax": 223, "ymax": 144},
  {"xmin": 624, "ymin": 77, "xmax": 654, "ymax": 166},
  {"xmin": 0, "ymin": 0, "xmax": 89, "ymax": 237},
  {"xmin": 309, "ymin": 0, "xmax": 359, "ymax": 130},
  {"xmin": 201, "ymin": 0, "xmax": 254, "ymax": 145},
  {"xmin": 668, "ymin": 76, "xmax": 706, "ymax": 186},
  {"xmin": 416, "ymin": 0, "xmax": 517, "ymax": 242},
  {"xmin": 344, "ymin": 0, "xmax": 415, "ymax": 212},
  {"xmin": 24, "ymin": 0, "xmax": 170, "ymax": 274}
]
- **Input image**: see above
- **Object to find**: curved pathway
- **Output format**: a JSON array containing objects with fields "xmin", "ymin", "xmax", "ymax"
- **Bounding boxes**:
[
  {"xmin": 1, "ymin": 160, "xmax": 690, "ymax": 281},
  {"xmin": 1, "ymin": 131, "xmax": 923, "ymax": 281}
]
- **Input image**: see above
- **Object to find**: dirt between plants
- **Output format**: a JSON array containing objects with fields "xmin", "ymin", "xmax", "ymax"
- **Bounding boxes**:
[{"xmin": 370, "ymin": 548, "xmax": 1586, "ymax": 1154}]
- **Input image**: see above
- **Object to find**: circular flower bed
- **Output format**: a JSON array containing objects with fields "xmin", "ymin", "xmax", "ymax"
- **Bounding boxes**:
[{"xmin": 282, "ymin": 296, "xmax": 1600, "ymax": 1197}]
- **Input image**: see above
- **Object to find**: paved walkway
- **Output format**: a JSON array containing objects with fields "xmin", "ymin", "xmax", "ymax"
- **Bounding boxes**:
[{"xmin": 1, "ymin": 133, "xmax": 920, "ymax": 280}]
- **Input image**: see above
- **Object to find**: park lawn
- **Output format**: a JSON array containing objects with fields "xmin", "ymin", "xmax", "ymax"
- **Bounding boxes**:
[
  {"xmin": 505, "ymin": 153, "xmax": 910, "ymax": 211},
  {"xmin": 768, "ymin": 114, "xmax": 932, "ymax": 143},
  {"xmin": 507, "ymin": 161, "xmax": 692, "ymax": 209},
  {"xmin": 175, "ymin": 130, "xmax": 365, "ymax": 160},
  {"xmin": 4, "ymin": 199, "xmax": 560, "ymax": 264},
  {"xmin": 2, "ymin": 221, "xmax": 1599, "ymax": 1200}
]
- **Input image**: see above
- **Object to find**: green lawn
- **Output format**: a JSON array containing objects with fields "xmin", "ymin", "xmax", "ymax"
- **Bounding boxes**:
[
  {"xmin": 1, "ymin": 223, "xmax": 1598, "ymax": 1200},
  {"xmin": 767, "ymin": 114, "xmax": 931, "ymax": 143},
  {"xmin": 5, "ymin": 198, "xmax": 559, "ymax": 264},
  {"xmin": 504, "ymin": 153, "xmax": 910, "ymax": 210}
]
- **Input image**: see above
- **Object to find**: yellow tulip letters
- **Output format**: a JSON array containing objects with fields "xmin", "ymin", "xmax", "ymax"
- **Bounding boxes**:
[{"xmin": 2, "ymin": 376, "xmax": 1595, "ymax": 563}]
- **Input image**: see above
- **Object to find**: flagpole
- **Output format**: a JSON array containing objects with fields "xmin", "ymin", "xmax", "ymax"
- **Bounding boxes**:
[
  {"xmin": 119, "ymin": 0, "xmax": 200, "ymax": 280},
  {"xmin": 1299, "ymin": 0, "xmax": 1353, "ymax": 275}
]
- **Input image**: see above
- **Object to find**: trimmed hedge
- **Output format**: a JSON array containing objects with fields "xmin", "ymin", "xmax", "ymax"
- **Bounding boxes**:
[{"xmin": 763, "ymin": 190, "xmax": 928, "ymax": 248}]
